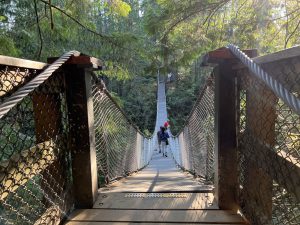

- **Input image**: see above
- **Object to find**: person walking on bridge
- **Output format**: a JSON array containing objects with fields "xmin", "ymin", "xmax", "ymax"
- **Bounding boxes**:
[
  {"xmin": 157, "ymin": 126, "xmax": 163, "ymax": 153},
  {"xmin": 160, "ymin": 126, "xmax": 169, "ymax": 157}
]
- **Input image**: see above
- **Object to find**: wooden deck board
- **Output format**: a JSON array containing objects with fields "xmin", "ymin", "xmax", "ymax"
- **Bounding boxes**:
[
  {"xmin": 99, "ymin": 154, "xmax": 213, "ymax": 193},
  {"xmin": 65, "ymin": 153, "xmax": 246, "ymax": 225},
  {"xmin": 66, "ymin": 209, "xmax": 246, "ymax": 224}
]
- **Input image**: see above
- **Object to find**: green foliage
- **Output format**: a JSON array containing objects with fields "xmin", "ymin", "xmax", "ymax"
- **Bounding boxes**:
[
  {"xmin": 108, "ymin": 75, "xmax": 157, "ymax": 134},
  {"xmin": 101, "ymin": 61, "xmax": 131, "ymax": 81},
  {"xmin": 167, "ymin": 64, "xmax": 212, "ymax": 134},
  {"xmin": 110, "ymin": 91, "xmax": 125, "ymax": 107},
  {"xmin": 107, "ymin": 0, "xmax": 132, "ymax": 17},
  {"xmin": 0, "ymin": 35, "xmax": 20, "ymax": 56}
]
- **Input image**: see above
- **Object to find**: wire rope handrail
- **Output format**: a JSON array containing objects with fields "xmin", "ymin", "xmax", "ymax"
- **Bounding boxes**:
[
  {"xmin": 228, "ymin": 44, "xmax": 300, "ymax": 114},
  {"xmin": 0, "ymin": 51, "xmax": 80, "ymax": 119}
]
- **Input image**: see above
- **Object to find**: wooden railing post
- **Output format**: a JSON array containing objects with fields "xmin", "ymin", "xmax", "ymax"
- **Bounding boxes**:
[
  {"xmin": 206, "ymin": 48, "xmax": 257, "ymax": 211},
  {"xmin": 242, "ymin": 70, "xmax": 276, "ymax": 224},
  {"xmin": 64, "ymin": 64, "xmax": 98, "ymax": 208},
  {"xmin": 214, "ymin": 60, "xmax": 238, "ymax": 210}
]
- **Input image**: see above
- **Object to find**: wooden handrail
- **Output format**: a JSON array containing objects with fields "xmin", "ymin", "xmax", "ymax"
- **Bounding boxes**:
[
  {"xmin": 253, "ymin": 45, "xmax": 300, "ymax": 64},
  {"xmin": 0, "ymin": 55, "xmax": 47, "ymax": 70}
]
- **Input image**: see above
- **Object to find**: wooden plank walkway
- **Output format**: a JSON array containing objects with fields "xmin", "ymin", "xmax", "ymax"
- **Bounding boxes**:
[
  {"xmin": 65, "ymin": 153, "xmax": 247, "ymax": 224},
  {"xmin": 98, "ymin": 154, "xmax": 214, "ymax": 193},
  {"xmin": 66, "ymin": 209, "xmax": 246, "ymax": 224}
]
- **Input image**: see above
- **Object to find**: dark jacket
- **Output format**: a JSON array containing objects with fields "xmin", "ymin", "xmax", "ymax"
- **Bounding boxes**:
[{"xmin": 160, "ymin": 131, "xmax": 169, "ymax": 141}]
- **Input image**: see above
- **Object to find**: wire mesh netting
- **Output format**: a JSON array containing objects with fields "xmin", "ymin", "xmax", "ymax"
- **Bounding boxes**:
[
  {"xmin": 0, "ymin": 67, "xmax": 73, "ymax": 224},
  {"xmin": 237, "ymin": 57, "xmax": 300, "ymax": 225},
  {"xmin": 170, "ymin": 77, "xmax": 215, "ymax": 184},
  {"xmin": 92, "ymin": 78, "xmax": 153, "ymax": 185},
  {"xmin": 1, "ymin": 47, "xmax": 299, "ymax": 225},
  {"xmin": 0, "ymin": 59, "xmax": 156, "ymax": 224},
  {"xmin": 0, "ymin": 66, "xmax": 39, "ymax": 104}
]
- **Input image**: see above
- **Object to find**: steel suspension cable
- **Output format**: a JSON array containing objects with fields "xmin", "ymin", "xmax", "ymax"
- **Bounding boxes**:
[
  {"xmin": 0, "ymin": 50, "xmax": 80, "ymax": 119},
  {"xmin": 228, "ymin": 44, "xmax": 300, "ymax": 114}
]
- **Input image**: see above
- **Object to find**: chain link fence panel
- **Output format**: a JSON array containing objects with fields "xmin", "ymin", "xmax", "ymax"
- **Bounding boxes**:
[
  {"xmin": 237, "ymin": 56, "xmax": 300, "ymax": 224},
  {"xmin": 92, "ymin": 79, "xmax": 153, "ymax": 185},
  {"xmin": 0, "ymin": 67, "xmax": 74, "ymax": 225},
  {"xmin": 170, "ymin": 78, "xmax": 215, "ymax": 185}
]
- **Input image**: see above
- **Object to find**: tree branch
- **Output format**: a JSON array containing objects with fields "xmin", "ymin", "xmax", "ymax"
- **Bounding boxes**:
[
  {"xmin": 38, "ymin": 0, "xmax": 138, "ymax": 51},
  {"xmin": 203, "ymin": 1, "xmax": 228, "ymax": 35},
  {"xmin": 285, "ymin": 18, "xmax": 300, "ymax": 48},
  {"xmin": 159, "ymin": 0, "xmax": 230, "ymax": 42},
  {"xmin": 34, "ymin": 0, "xmax": 43, "ymax": 59},
  {"xmin": 49, "ymin": 0, "xmax": 54, "ymax": 29},
  {"xmin": 38, "ymin": 0, "xmax": 108, "ymax": 39}
]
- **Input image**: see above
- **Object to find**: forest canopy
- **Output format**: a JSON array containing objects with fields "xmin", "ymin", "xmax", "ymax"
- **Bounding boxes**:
[{"xmin": 1, "ymin": 0, "xmax": 300, "ymax": 133}]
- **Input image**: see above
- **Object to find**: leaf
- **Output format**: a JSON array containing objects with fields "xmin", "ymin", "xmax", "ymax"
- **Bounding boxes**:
[
  {"xmin": 0, "ymin": 15, "xmax": 8, "ymax": 22},
  {"xmin": 108, "ymin": 0, "xmax": 131, "ymax": 17}
]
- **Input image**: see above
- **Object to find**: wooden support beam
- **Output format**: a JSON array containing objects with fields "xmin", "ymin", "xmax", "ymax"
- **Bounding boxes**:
[
  {"xmin": 214, "ymin": 61, "xmax": 239, "ymax": 211},
  {"xmin": 65, "ymin": 65, "xmax": 98, "ymax": 208},
  {"xmin": 214, "ymin": 49, "xmax": 257, "ymax": 211}
]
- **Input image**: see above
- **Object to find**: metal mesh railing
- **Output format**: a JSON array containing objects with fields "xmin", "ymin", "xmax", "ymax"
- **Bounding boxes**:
[
  {"xmin": 0, "ymin": 54, "xmax": 155, "ymax": 224},
  {"xmin": 92, "ymin": 79, "xmax": 153, "ymax": 185},
  {"xmin": 0, "ymin": 66, "xmax": 73, "ymax": 224},
  {"xmin": 237, "ymin": 57, "xmax": 300, "ymax": 224},
  {"xmin": 170, "ymin": 77, "xmax": 215, "ymax": 184},
  {"xmin": 0, "ymin": 66, "xmax": 38, "ymax": 104}
]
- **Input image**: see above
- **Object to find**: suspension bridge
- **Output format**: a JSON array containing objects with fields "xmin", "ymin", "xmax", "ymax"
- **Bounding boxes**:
[{"xmin": 0, "ymin": 45, "xmax": 299, "ymax": 225}]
